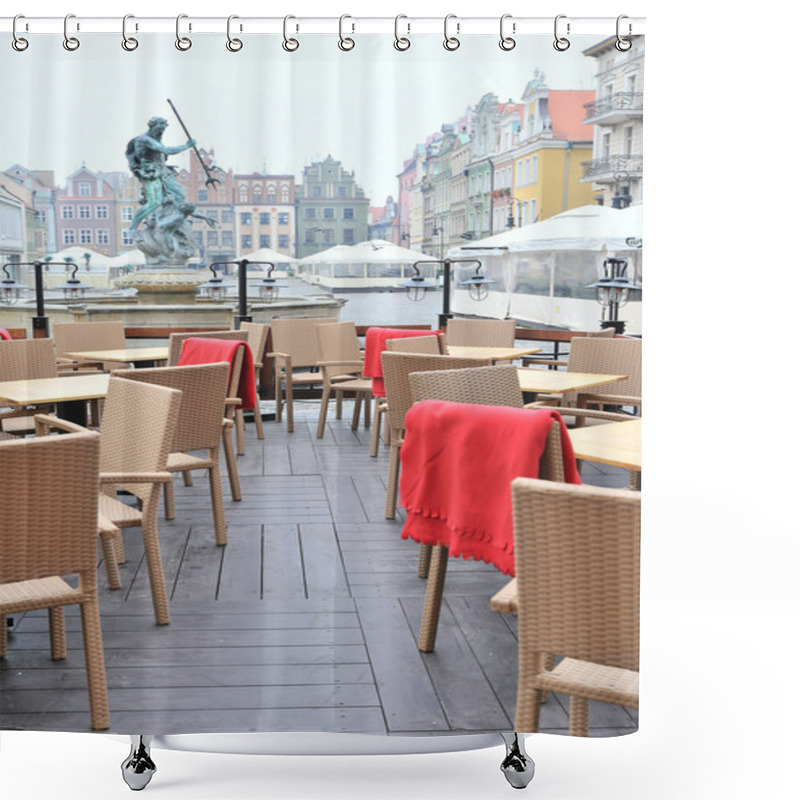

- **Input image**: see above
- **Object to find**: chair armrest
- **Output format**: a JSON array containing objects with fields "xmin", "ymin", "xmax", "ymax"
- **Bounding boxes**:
[
  {"xmin": 525, "ymin": 405, "xmax": 635, "ymax": 424},
  {"xmin": 99, "ymin": 471, "xmax": 173, "ymax": 485},
  {"xmin": 317, "ymin": 360, "xmax": 363, "ymax": 369},
  {"xmin": 267, "ymin": 351, "xmax": 290, "ymax": 360},
  {"xmin": 578, "ymin": 393, "xmax": 641, "ymax": 408},
  {"xmin": 33, "ymin": 413, "xmax": 88, "ymax": 435}
]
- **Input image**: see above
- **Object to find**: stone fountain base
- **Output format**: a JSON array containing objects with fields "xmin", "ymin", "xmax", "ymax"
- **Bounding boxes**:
[{"xmin": 113, "ymin": 268, "xmax": 206, "ymax": 304}]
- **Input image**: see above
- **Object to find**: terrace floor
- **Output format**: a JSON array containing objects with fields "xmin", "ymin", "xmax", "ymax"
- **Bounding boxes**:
[{"xmin": 1, "ymin": 398, "xmax": 637, "ymax": 739}]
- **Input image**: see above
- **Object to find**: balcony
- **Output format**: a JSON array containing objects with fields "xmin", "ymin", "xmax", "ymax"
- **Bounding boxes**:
[
  {"xmin": 581, "ymin": 154, "xmax": 643, "ymax": 184},
  {"xmin": 584, "ymin": 92, "xmax": 644, "ymax": 126}
]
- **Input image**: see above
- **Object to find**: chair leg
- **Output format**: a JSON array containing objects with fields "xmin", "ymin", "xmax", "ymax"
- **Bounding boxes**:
[
  {"xmin": 164, "ymin": 476, "xmax": 177, "ymax": 520},
  {"xmin": 235, "ymin": 409, "xmax": 246, "ymax": 456},
  {"xmin": 335, "ymin": 391, "xmax": 343, "ymax": 420},
  {"xmin": 141, "ymin": 505, "xmax": 170, "ymax": 626},
  {"xmin": 100, "ymin": 533, "xmax": 122, "ymax": 590},
  {"xmin": 208, "ymin": 461, "xmax": 228, "ymax": 546},
  {"xmin": 370, "ymin": 403, "xmax": 382, "ymax": 457},
  {"xmin": 417, "ymin": 543, "xmax": 432, "ymax": 578},
  {"xmin": 569, "ymin": 697, "xmax": 590, "ymax": 737},
  {"xmin": 384, "ymin": 439, "xmax": 401, "ymax": 519},
  {"xmin": 274, "ymin": 367, "xmax": 283, "ymax": 423},
  {"xmin": 182, "ymin": 471, "xmax": 194, "ymax": 487},
  {"xmin": 222, "ymin": 425, "xmax": 242, "ymax": 501},
  {"xmin": 316, "ymin": 386, "xmax": 332, "ymax": 439},
  {"xmin": 285, "ymin": 379, "xmax": 295, "ymax": 433},
  {"xmin": 417, "ymin": 545, "xmax": 448, "ymax": 652},
  {"xmin": 0, "ymin": 614, "xmax": 7, "ymax": 658},
  {"xmin": 48, "ymin": 605, "xmax": 67, "ymax": 661},
  {"xmin": 350, "ymin": 393, "xmax": 361, "ymax": 430},
  {"xmin": 363, "ymin": 393, "xmax": 371, "ymax": 428},
  {"xmin": 79, "ymin": 598, "xmax": 110, "ymax": 730},
  {"xmin": 515, "ymin": 653, "xmax": 545, "ymax": 732}
]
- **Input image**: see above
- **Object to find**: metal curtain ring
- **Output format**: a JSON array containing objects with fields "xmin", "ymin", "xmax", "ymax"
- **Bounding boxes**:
[
  {"xmin": 63, "ymin": 14, "xmax": 80, "ymax": 51},
  {"xmin": 122, "ymin": 14, "xmax": 139, "ymax": 51},
  {"xmin": 615, "ymin": 15, "xmax": 632, "ymax": 51},
  {"xmin": 282, "ymin": 15, "xmax": 299, "ymax": 51},
  {"xmin": 499, "ymin": 14, "xmax": 515, "ymax": 51},
  {"xmin": 176, "ymin": 14, "xmax": 192, "ymax": 51},
  {"xmin": 338, "ymin": 15, "xmax": 355, "ymax": 51},
  {"xmin": 394, "ymin": 14, "xmax": 410, "ymax": 51},
  {"xmin": 554, "ymin": 14, "xmax": 570, "ymax": 51},
  {"xmin": 443, "ymin": 14, "xmax": 460, "ymax": 51},
  {"xmin": 12, "ymin": 14, "xmax": 29, "ymax": 51},
  {"xmin": 226, "ymin": 15, "xmax": 243, "ymax": 51}
]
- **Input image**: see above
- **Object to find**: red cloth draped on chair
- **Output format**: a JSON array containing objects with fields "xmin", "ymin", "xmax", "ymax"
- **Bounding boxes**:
[
  {"xmin": 399, "ymin": 400, "xmax": 581, "ymax": 576},
  {"xmin": 363, "ymin": 328, "xmax": 440, "ymax": 397},
  {"xmin": 0, "ymin": 328, "xmax": 13, "ymax": 340},
  {"xmin": 177, "ymin": 338, "xmax": 257, "ymax": 411}
]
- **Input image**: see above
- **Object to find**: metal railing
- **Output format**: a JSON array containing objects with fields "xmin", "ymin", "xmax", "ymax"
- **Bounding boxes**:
[{"xmin": 584, "ymin": 92, "xmax": 644, "ymax": 120}]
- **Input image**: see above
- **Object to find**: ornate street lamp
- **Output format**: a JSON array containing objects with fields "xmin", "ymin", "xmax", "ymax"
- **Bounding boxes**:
[
  {"xmin": 197, "ymin": 262, "xmax": 234, "ymax": 302},
  {"xmin": 54, "ymin": 260, "xmax": 91, "ymax": 302},
  {"xmin": 255, "ymin": 263, "xmax": 287, "ymax": 305},
  {"xmin": 1, "ymin": 263, "xmax": 25, "ymax": 305},
  {"xmin": 587, "ymin": 256, "xmax": 640, "ymax": 334}
]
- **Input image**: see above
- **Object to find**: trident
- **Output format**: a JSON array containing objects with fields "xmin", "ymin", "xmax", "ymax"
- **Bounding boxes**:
[{"xmin": 166, "ymin": 98, "xmax": 221, "ymax": 189}]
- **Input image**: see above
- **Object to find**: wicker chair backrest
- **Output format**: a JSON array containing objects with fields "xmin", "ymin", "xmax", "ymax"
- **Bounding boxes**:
[
  {"xmin": 0, "ymin": 337, "xmax": 58, "ymax": 380},
  {"xmin": 444, "ymin": 318, "xmax": 516, "ymax": 347}
]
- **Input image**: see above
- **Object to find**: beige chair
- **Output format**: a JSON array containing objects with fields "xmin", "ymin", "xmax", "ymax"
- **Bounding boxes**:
[
  {"xmin": 510, "ymin": 478, "xmax": 640, "ymax": 735},
  {"xmin": 239, "ymin": 321, "xmax": 270, "ymax": 441},
  {"xmin": 0, "ymin": 337, "xmax": 58, "ymax": 434},
  {"xmin": 113, "ymin": 363, "xmax": 232, "ymax": 546},
  {"xmin": 314, "ymin": 321, "xmax": 373, "ymax": 440},
  {"xmin": 52, "ymin": 320, "xmax": 126, "ymax": 372},
  {"xmin": 523, "ymin": 327, "xmax": 615, "ymax": 369},
  {"xmin": 381, "ymin": 352, "xmax": 491, "ymax": 520},
  {"xmin": 35, "ymin": 377, "xmax": 182, "ymax": 626},
  {"xmin": 0, "ymin": 426, "xmax": 111, "ymax": 730},
  {"xmin": 268, "ymin": 317, "xmax": 338, "ymax": 432},
  {"xmin": 444, "ymin": 318, "xmax": 516, "ymax": 348}
]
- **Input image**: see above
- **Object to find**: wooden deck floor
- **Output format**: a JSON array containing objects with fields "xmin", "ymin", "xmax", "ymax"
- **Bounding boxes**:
[{"xmin": 1, "ymin": 399, "xmax": 638, "ymax": 738}]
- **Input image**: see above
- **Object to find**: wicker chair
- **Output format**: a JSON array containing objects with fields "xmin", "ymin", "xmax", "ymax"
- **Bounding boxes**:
[
  {"xmin": 168, "ymin": 330, "xmax": 251, "ymax": 455},
  {"xmin": 268, "ymin": 317, "xmax": 338, "ymax": 433},
  {"xmin": 443, "ymin": 318, "xmax": 516, "ymax": 348},
  {"xmin": 52, "ymin": 320, "xmax": 126, "ymax": 372},
  {"xmin": 0, "ymin": 427, "xmax": 111, "ymax": 730},
  {"xmin": 315, "ymin": 321, "xmax": 373, "ymax": 440},
  {"xmin": 523, "ymin": 327, "xmax": 615, "ymax": 369},
  {"xmin": 510, "ymin": 478, "xmax": 640, "ymax": 735},
  {"xmin": 239, "ymin": 322, "xmax": 270, "ymax": 441},
  {"xmin": 381, "ymin": 352, "xmax": 491, "ymax": 520},
  {"xmin": 112, "ymin": 363, "xmax": 232, "ymax": 546},
  {"xmin": 0, "ymin": 337, "xmax": 58, "ymax": 434}
]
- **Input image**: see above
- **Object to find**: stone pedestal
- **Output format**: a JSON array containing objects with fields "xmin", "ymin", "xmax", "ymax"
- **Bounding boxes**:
[{"xmin": 113, "ymin": 268, "xmax": 205, "ymax": 304}]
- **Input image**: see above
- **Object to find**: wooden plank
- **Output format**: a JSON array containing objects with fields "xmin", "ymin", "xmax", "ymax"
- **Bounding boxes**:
[{"xmin": 299, "ymin": 523, "xmax": 350, "ymax": 599}]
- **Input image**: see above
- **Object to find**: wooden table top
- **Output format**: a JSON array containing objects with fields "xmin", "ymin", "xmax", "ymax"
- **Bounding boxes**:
[
  {"xmin": 568, "ymin": 418, "xmax": 641, "ymax": 472},
  {"xmin": 0, "ymin": 374, "xmax": 111, "ymax": 405},
  {"xmin": 516, "ymin": 368, "xmax": 627, "ymax": 394},
  {"xmin": 62, "ymin": 347, "xmax": 169, "ymax": 363},
  {"xmin": 447, "ymin": 345, "xmax": 541, "ymax": 361}
]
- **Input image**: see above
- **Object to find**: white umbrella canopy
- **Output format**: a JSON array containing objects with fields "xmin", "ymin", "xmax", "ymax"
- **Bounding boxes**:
[
  {"xmin": 44, "ymin": 246, "xmax": 114, "ymax": 266},
  {"xmin": 239, "ymin": 247, "xmax": 297, "ymax": 264},
  {"xmin": 449, "ymin": 204, "xmax": 643, "ymax": 255},
  {"xmin": 344, "ymin": 239, "xmax": 437, "ymax": 264},
  {"xmin": 298, "ymin": 244, "xmax": 357, "ymax": 265},
  {"xmin": 106, "ymin": 249, "xmax": 147, "ymax": 267}
]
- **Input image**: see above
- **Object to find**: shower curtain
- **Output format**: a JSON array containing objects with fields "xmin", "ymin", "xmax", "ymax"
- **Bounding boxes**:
[{"xmin": 0, "ymin": 13, "xmax": 643, "ymax": 794}]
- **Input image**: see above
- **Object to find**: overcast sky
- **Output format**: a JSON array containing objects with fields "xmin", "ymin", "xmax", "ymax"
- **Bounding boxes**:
[{"xmin": 1, "ymin": 33, "xmax": 599, "ymax": 202}]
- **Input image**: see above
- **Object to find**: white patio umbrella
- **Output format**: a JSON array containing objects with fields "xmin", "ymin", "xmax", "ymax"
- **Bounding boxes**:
[
  {"xmin": 106, "ymin": 249, "xmax": 147, "ymax": 267},
  {"xmin": 239, "ymin": 246, "xmax": 298, "ymax": 265},
  {"xmin": 298, "ymin": 244, "xmax": 356, "ymax": 265},
  {"xmin": 344, "ymin": 239, "xmax": 437, "ymax": 264},
  {"xmin": 45, "ymin": 246, "xmax": 114, "ymax": 266}
]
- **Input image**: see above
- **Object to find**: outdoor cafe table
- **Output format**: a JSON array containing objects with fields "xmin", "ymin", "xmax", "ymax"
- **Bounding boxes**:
[
  {"xmin": 568, "ymin": 418, "xmax": 642, "ymax": 488},
  {"xmin": 516, "ymin": 367, "xmax": 626, "ymax": 398},
  {"xmin": 446, "ymin": 345, "xmax": 541, "ymax": 362},
  {"xmin": 0, "ymin": 373, "xmax": 110, "ymax": 426},
  {"xmin": 62, "ymin": 346, "xmax": 169, "ymax": 368}
]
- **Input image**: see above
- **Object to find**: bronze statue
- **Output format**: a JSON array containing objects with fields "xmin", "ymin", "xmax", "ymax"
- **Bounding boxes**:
[{"xmin": 125, "ymin": 115, "xmax": 215, "ymax": 264}]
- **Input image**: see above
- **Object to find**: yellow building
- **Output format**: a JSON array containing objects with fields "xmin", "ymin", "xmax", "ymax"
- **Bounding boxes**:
[{"xmin": 513, "ymin": 84, "xmax": 596, "ymax": 225}]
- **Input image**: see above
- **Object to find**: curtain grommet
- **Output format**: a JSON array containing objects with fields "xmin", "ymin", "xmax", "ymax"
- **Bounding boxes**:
[
  {"xmin": 394, "ymin": 15, "xmax": 411, "ymax": 51},
  {"xmin": 12, "ymin": 15, "xmax": 29, "ymax": 51},
  {"xmin": 615, "ymin": 15, "xmax": 632, "ymax": 51},
  {"xmin": 226, "ymin": 15, "xmax": 243, "ymax": 51},
  {"xmin": 282, "ymin": 15, "xmax": 299, "ymax": 52},
  {"xmin": 554, "ymin": 14, "xmax": 570, "ymax": 51},
  {"xmin": 499, "ymin": 14, "xmax": 516, "ymax": 51},
  {"xmin": 443, "ymin": 14, "xmax": 460, "ymax": 51},
  {"xmin": 338, "ymin": 15, "xmax": 355, "ymax": 51},
  {"xmin": 122, "ymin": 14, "xmax": 139, "ymax": 51},
  {"xmin": 175, "ymin": 14, "xmax": 192, "ymax": 51},
  {"xmin": 63, "ymin": 14, "xmax": 80, "ymax": 51}
]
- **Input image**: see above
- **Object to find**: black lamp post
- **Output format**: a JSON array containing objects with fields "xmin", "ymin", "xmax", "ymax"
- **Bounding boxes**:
[
  {"xmin": 1, "ymin": 260, "xmax": 91, "ymax": 337},
  {"xmin": 587, "ymin": 256, "xmax": 640, "ymax": 334},
  {"xmin": 400, "ymin": 257, "xmax": 494, "ymax": 329}
]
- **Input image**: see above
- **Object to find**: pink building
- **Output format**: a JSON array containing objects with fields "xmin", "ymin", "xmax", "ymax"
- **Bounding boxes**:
[{"xmin": 54, "ymin": 167, "xmax": 118, "ymax": 256}]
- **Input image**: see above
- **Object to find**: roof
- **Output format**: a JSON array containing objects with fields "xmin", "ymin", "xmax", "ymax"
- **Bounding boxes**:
[{"xmin": 547, "ymin": 91, "xmax": 596, "ymax": 141}]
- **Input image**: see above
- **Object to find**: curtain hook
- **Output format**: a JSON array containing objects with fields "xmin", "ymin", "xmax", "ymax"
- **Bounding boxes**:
[
  {"xmin": 226, "ymin": 15, "xmax": 243, "ymax": 51},
  {"xmin": 282, "ymin": 15, "xmax": 299, "ymax": 51},
  {"xmin": 394, "ymin": 14, "xmax": 410, "ymax": 51},
  {"xmin": 443, "ymin": 14, "xmax": 460, "ymax": 51},
  {"xmin": 122, "ymin": 14, "xmax": 139, "ymax": 51},
  {"xmin": 175, "ymin": 14, "xmax": 192, "ymax": 51},
  {"xmin": 499, "ymin": 14, "xmax": 516, "ymax": 51},
  {"xmin": 12, "ymin": 14, "xmax": 29, "ymax": 51},
  {"xmin": 554, "ymin": 14, "xmax": 570, "ymax": 51},
  {"xmin": 63, "ymin": 14, "xmax": 80, "ymax": 51},
  {"xmin": 338, "ymin": 14, "xmax": 355, "ymax": 51},
  {"xmin": 615, "ymin": 15, "xmax": 632, "ymax": 51}
]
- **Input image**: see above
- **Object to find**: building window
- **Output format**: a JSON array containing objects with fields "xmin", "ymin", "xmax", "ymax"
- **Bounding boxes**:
[
  {"xmin": 259, "ymin": 235, "xmax": 270, "ymax": 248},
  {"xmin": 253, "ymin": 186, "xmax": 262, "ymax": 204},
  {"xmin": 78, "ymin": 205, "xmax": 91, "ymax": 219},
  {"xmin": 259, "ymin": 212, "xmax": 270, "ymax": 225},
  {"xmin": 120, "ymin": 206, "xmax": 133, "ymax": 222},
  {"xmin": 304, "ymin": 207, "xmax": 316, "ymax": 219},
  {"xmin": 280, "ymin": 185, "xmax": 290, "ymax": 203},
  {"xmin": 121, "ymin": 230, "xmax": 134, "ymax": 246},
  {"xmin": 96, "ymin": 229, "xmax": 110, "ymax": 245},
  {"xmin": 343, "ymin": 208, "xmax": 354, "ymax": 220},
  {"xmin": 206, "ymin": 210, "xmax": 218, "ymax": 222},
  {"xmin": 531, "ymin": 155, "xmax": 538, "ymax": 185},
  {"xmin": 238, "ymin": 185, "xmax": 249, "ymax": 202},
  {"xmin": 278, "ymin": 212, "xmax": 289, "ymax": 225},
  {"xmin": 78, "ymin": 182, "xmax": 91, "ymax": 196},
  {"xmin": 79, "ymin": 229, "xmax": 92, "ymax": 244},
  {"xmin": 267, "ymin": 185, "xmax": 277, "ymax": 204},
  {"xmin": 337, "ymin": 186, "xmax": 347, "ymax": 198},
  {"xmin": 601, "ymin": 131, "xmax": 612, "ymax": 159},
  {"xmin": 198, "ymin": 190, "xmax": 208, "ymax": 202},
  {"xmin": 63, "ymin": 229, "xmax": 76, "ymax": 244},
  {"xmin": 96, "ymin": 205, "xmax": 109, "ymax": 219},
  {"xmin": 61, "ymin": 205, "xmax": 74, "ymax": 219},
  {"xmin": 322, "ymin": 229, "xmax": 334, "ymax": 244},
  {"xmin": 207, "ymin": 231, "xmax": 218, "ymax": 246},
  {"xmin": 343, "ymin": 228, "xmax": 355, "ymax": 244},
  {"xmin": 222, "ymin": 209, "xmax": 234, "ymax": 223},
  {"xmin": 241, "ymin": 234, "xmax": 252, "ymax": 250},
  {"xmin": 323, "ymin": 208, "xmax": 334, "ymax": 219},
  {"xmin": 222, "ymin": 231, "xmax": 233, "ymax": 246},
  {"xmin": 278, "ymin": 234, "xmax": 289, "ymax": 249},
  {"xmin": 304, "ymin": 230, "xmax": 316, "ymax": 244},
  {"xmin": 193, "ymin": 231, "xmax": 203, "ymax": 246},
  {"xmin": 622, "ymin": 125, "xmax": 634, "ymax": 156},
  {"xmin": 35, "ymin": 210, "xmax": 47, "ymax": 224},
  {"xmin": 313, "ymin": 186, "xmax": 322, "ymax": 197},
  {"xmin": 240, "ymin": 212, "xmax": 251, "ymax": 225}
]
